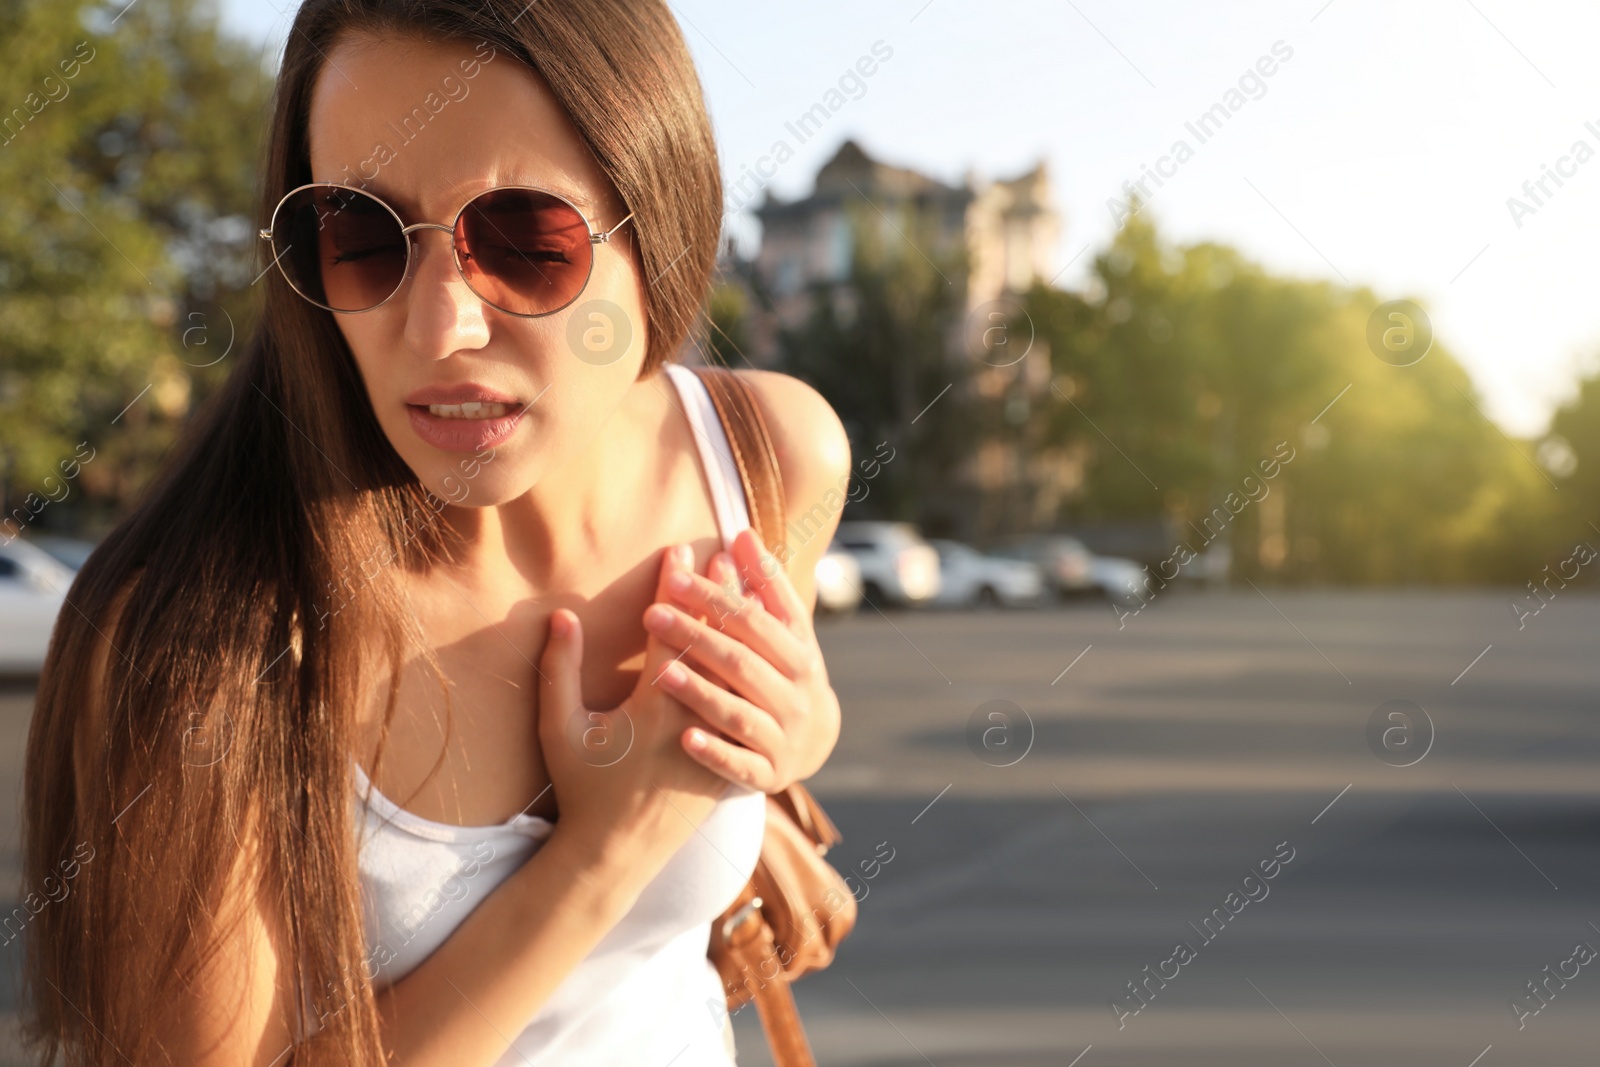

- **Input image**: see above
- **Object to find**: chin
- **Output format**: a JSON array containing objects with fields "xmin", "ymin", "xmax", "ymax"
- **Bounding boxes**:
[{"xmin": 417, "ymin": 451, "xmax": 526, "ymax": 508}]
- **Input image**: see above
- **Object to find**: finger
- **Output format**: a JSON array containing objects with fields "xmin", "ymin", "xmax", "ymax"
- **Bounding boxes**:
[
  {"xmin": 663, "ymin": 564, "xmax": 812, "ymax": 678},
  {"xmin": 658, "ymin": 657, "xmax": 783, "ymax": 760},
  {"xmin": 730, "ymin": 527, "xmax": 810, "ymax": 631},
  {"xmin": 709, "ymin": 552, "xmax": 743, "ymax": 601},
  {"xmin": 643, "ymin": 602, "xmax": 796, "ymax": 716},
  {"xmin": 680, "ymin": 723, "xmax": 777, "ymax": 793},
  {"xmin": 641, "ymin": 542, "xmax": 696, "ymax": 685},
  {"xmin": 539, "ymin": 608, "xmax": 583, "ymax": 717}
]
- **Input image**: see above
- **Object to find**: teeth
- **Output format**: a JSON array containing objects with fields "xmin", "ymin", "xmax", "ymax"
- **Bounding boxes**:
[{"xmin": 426, "ymin": 401, "xmax": 511, "ymax": 419}]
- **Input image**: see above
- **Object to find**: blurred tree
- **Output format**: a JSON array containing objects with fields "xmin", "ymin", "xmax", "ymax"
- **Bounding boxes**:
[
  {"xmin": 1027, "ymin": 204, "xmax": 1546, "ymax": 584},
  {"xmin": 1545, "ymin": 364, "xmax": 1600, "ymax": 526},
  {"xmin": 705, "ymin": 278, "xmax": 752, "ymax": 368},
  {"xmin": 774, "ymin": 201, "xmax": 978, "ymax": 530},
  {"xmin": 0, "ymin": 0, "xmax": 270, "ymax": 534},
  {"xmin": 1524, "ymin": 362, "xmax": 1600, "ymax": 581}
]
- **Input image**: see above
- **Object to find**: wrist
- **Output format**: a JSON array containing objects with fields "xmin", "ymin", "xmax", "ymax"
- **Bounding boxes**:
[{"xmin": 541, "ymin": 823, "xmax": 649, "ymax": 918}]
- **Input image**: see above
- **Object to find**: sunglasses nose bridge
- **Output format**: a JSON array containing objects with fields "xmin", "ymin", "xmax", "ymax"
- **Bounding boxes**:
[
  {"xmin": 393, "ymin": 219, "xmax": 485, "ymax": 313},
  {"xmin": 396, "ymin": 220, "xmax": 467, "ymax": 290}
]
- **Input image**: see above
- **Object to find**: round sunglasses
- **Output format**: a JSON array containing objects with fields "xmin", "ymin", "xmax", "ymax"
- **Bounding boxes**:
[{"xmin": 257, "ymin": 182, "xmax": 635, "ymax": 317}]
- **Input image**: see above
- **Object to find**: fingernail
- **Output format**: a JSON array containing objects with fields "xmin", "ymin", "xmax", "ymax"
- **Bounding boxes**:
[
  {"xmin": 675, "ymin": 543, "xmax": 694, "ymax": 567},
  {"xmin": 687, "ymin": 729, "xmax": 707, "ymax": 750},
  {"xmin": 661, "ymin": 661, "xmax": 685, "ymax": 686},
  {"xmin": 668, "ymin": 571, "xmax": 691, "ymax": 593},
  {"xmin": 644, "ymin": 604, "xmax": 673, "ymax": 629}
]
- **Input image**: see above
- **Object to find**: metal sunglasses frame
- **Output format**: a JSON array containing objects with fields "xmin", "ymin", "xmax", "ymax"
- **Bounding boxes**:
[{"xmin": 257, "ymin": 181, "xmax": 635, "ymax": 317}]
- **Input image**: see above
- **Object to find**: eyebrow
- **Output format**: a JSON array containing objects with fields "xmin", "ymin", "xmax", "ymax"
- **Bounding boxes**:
[{"xmin": 317, "ymin": 177, "xmax": 595, "ymax": 217}]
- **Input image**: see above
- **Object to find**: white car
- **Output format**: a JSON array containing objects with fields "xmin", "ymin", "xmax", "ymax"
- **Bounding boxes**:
[
  {"xmin": 0, "ymin": 538, "xmax": 76, "ymax": 673},
  {"xmin": 830, "ymin": 521, "xmax": 941, "ymax": 607},
  {"xmin": 813, "ymin": 545, "xmax": 863, "ymax": 615},
  {"xmin": 928, "ymin": 540, "xmax": 1044, "ymax": 607},
  {"xmin": 1090, "ymin": 554, "xmax": 1149, "ymax": 605},
  {"xmin": 989, "ymin": 534, "xmax": 1096, "ymax": 598},
  {"xmin": 28, "ymin": 534, "xmax": 98, "ymax": 571}
]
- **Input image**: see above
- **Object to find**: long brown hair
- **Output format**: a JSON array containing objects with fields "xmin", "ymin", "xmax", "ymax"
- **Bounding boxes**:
[{"xmin": 18, "ymin": 1, "xmax": 722, "ymax": 1062}]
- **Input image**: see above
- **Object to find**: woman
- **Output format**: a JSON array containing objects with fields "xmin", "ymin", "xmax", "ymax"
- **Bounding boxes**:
[{"xmin": 19, "ymin": 1, "xmax": 850, "ymax": 1064}]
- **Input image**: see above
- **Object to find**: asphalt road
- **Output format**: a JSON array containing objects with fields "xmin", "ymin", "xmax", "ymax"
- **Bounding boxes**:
[{"xmin": 4, "ymin": 588, "xmax": 1598, "ymax": 1066}]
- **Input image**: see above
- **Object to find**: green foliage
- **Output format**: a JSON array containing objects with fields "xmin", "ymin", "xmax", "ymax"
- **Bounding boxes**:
[
  {"xmin": 775, "ymin": 201, "xmax": 978, "ymax": 527},
  {"xmin": 1546, "ymin": 367, "xmax": 1600, "ymax": 525},
  {"xmin": 1532, "ymin": 363, "xmax": 1600, "ymax": 568},
  {"xmin": 0, "ymin": 0, "xmax": 271, "ymax": 529},
  {"xmin": 706, "ymin": 278, "xmax": 752, "ymax": 368},
  {"xmin": 1027, "ymin": 207, "xmax": 1566, "ymax": 583}
]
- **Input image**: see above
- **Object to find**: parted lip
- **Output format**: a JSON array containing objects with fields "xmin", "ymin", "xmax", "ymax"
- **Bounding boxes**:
[{"xmin": 404, "ymin": 383, "xmax": 523, "ymax": 406}]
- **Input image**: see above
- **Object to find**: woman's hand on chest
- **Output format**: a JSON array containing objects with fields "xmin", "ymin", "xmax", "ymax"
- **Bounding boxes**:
[{"xmin": 640, "ymin": 527, "xmax": 842, "ymax": 794}]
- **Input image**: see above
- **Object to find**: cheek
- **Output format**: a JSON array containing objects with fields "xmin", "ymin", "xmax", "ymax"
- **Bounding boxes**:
[
  {"xmin": 335, "ymin": 318, "xmax": 387, "ymax": 394},
  {"xmin": 554, "ymin": 243, "xmax": 648, "ymax": 374}
]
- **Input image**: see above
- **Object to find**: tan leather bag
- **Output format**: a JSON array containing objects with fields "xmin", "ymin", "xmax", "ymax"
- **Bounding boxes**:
[{"xmin": 690, "ymin": 364, "xmax": 858, "ymax": 1067}]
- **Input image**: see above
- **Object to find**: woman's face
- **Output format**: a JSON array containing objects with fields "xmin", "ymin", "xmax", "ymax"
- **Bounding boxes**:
[{"xmin": 305, "ymin": 33, "xmax": 648, "ymax": 505}]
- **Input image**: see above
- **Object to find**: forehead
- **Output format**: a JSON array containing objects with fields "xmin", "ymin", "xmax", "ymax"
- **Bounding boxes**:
[{"xmin": 306, "ymin": 32, "xmax": 607, "ymax": 219}]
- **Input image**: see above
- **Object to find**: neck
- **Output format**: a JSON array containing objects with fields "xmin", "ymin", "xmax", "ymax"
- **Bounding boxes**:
[{"xmin": 422, "ymin": 364, "xmax": 673, "ymax": 600}]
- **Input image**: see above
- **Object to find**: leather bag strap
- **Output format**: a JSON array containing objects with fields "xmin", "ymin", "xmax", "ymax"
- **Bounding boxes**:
[
  {"xmin": 743, "ymin": 918, "xmax": 820, "ymax": 1067},
  {"xmin": 729, "ymin": 883, "xmax": 825, "ymax": 1067},
  {"xmin": 692, "ymin": 365, "xmax": 787, "ymax": 556},
  {"xmin": 689, "ymin": 362, "xmax": 820, "ymax": 1067}
]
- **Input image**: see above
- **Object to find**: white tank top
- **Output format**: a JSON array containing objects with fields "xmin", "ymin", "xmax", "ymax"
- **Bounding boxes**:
[{"xmin": 346, "ymin": 362, "xmax": 767, "ymax": 1065}]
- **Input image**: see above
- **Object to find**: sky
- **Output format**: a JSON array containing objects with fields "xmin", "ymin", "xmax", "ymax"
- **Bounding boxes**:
[{"xmin": 220, "ymin": 0, "xmax": 1600, "ymax": 437}]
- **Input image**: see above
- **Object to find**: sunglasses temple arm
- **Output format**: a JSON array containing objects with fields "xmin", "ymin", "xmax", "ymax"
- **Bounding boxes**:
[{"xmin": 592, "ymin": 212, "xmax": 634, "ymax": 244}]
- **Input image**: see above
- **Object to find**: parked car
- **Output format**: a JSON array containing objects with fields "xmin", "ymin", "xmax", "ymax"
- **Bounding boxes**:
[
  {"xmin": 989, "ymin": 534, "xmax": 1096, "ymax": 598},
  {"xmin": 829, "ymin": 521, "xmax": 941, "ymax": 607},
  {"xmin": 1089, "ymin": 554, "xmax": 1148, "ymax": 605},
  {"xmin": 27, "ymin": 534, "xmax": 98, "ymax": 571},
  {"xmin": 0, "ymin": 538, "xmax": 76, "ymax": 673},
  {"xmin": 813, "ymin": 544, "xmax": 863, "ymax": 616},
  {"xmin": 928, "ymin": 539, "xmax": 1044, "ymax": 608}
]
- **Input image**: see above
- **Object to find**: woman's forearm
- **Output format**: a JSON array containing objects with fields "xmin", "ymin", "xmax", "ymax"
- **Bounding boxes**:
[{"xmin": 364, "ymin": 829, "xmax": 645, "ymax": 1066}]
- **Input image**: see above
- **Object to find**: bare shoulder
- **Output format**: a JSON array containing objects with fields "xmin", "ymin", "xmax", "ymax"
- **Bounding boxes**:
[
  {"xmin": 730, "ymin": 369, "xmax": 852, "ymax": 592},
  {"xmin": 733, "ymin": 369, "xmax": 851, "ymax": 523}
]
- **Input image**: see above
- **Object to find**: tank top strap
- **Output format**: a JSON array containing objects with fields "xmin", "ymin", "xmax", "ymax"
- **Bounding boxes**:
[{"xmin": 662, "ymin": 362, "xmax": 752, "ymax": 550}]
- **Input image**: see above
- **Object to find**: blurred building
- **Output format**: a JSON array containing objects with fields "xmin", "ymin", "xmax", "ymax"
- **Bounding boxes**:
[
  {"xmin": 722, "ymin": 139, "xmax": 1077, "ymax": 542},
  {"xmin": 737, "ymin": 139, "xmax": 1060, "ymax": 360}
]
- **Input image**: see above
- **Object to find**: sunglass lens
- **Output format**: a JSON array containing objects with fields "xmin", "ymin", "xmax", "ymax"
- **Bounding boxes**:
[
  {"xmin": 456, "ymin": 189, "xmax": 594, "ymax": 315},
  {"xmin": 274, "ymin": 186, "xmax": 407, "ymax": 312}
]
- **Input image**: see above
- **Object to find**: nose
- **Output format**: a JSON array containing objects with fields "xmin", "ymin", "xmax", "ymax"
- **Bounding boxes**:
[{"xmin": 400, "ymin": 225, "xmax": 490, "ymax": 359}]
